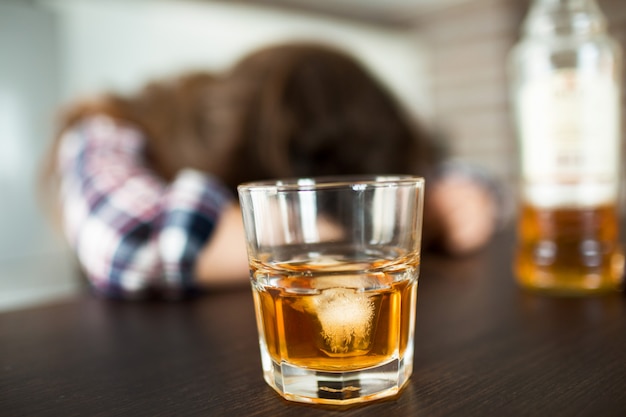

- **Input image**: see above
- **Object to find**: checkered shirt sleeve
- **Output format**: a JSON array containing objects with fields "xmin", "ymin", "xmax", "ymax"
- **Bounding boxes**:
[{"xmin": 57, "ymin": 116, "xmax": 233, "ymax": 298}]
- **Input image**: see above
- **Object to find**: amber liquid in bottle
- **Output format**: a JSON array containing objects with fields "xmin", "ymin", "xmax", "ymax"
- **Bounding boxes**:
[{"xmin": 516, "ymin": 203, "xmax": 624, "ymax": 294}]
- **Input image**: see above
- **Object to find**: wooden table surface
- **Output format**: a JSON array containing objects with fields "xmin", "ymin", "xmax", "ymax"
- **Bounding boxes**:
[{"xmin": 1, "ymin": 229, "xmax": 625, "ymax": 416}]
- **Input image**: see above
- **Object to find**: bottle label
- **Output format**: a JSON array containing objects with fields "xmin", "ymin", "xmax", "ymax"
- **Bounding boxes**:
[{"xmin": 518, "ymin": 68, "xmax": 621, "ymax": 208}]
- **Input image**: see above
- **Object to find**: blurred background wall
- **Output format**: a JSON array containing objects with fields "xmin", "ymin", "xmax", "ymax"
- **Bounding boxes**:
[
  {"xmin": 1, "ymin": 0, "xmax": 624, "ymax": 311},
  {"xmin": 0, "ymin": 1, "xmax": 74, "ymax": 312}
]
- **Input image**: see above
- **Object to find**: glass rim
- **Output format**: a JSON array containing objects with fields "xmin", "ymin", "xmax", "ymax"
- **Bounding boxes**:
[{"xmin": 237, "ymin": 175, "xmax": 424, "ymax": 193}]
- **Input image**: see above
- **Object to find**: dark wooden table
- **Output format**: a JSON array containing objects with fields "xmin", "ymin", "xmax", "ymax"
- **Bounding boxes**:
[{"xmin": 2, "ymin": 229, "xmax": 625, "ymax": 416}]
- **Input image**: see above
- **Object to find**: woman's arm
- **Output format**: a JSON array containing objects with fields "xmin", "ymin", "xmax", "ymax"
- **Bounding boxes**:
[
  {"xmin": 57, "ymin": 116, "xmax": 235, "ymax": 298},
  {"xmin": 193, "ymin": 203, "xmax": 250, "ymax": 287}
]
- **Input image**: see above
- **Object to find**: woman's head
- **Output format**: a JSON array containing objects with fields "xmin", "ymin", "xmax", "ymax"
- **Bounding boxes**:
[
  {"xmin": 208, "ymin": 43, "xmax": 435, "ymax": 189},
  {"xmin": 47, "ymin": 42, "xmax": 436, "ymax": 193}
]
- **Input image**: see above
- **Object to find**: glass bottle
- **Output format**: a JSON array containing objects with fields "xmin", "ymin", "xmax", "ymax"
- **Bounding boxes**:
[{"xmin": 509, "ymin": 0, "xmax": 624, "ymax": 294}]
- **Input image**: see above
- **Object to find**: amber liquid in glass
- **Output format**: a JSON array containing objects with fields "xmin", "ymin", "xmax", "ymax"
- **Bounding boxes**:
[
  {"xmin": 515, "ymin": 203, "xmax": 624, "ymax": 294},
  {"xmin": 250, "ymin": 254, "xmax": 418, "ymax": 370}
]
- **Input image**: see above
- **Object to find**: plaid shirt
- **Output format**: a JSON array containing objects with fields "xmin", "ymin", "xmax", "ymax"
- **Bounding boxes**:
[{"xmin": 58, "ymin": 116, "xmax": 233, "ymax": 299}]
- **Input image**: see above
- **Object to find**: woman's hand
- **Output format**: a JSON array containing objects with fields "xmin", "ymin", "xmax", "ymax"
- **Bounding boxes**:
[{"xmin": 429, "ymin": 174, "xmax": 498, "ymax": 255}]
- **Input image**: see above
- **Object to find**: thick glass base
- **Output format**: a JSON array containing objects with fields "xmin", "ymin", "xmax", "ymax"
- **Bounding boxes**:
[{"xmin": 259, "ymin": 343, "xmax": 413, "ymax": 405}]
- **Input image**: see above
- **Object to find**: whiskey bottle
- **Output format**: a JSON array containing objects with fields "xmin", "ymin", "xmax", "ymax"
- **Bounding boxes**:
[{"xmin": 510, "ymin": 0, "xmax": 624, "ymax": 294}]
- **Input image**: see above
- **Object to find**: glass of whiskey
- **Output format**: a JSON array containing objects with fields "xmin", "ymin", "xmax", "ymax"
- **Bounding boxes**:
[{"xmin": 238, "ymin": 176, "xmax": 424, "ymax": 405}]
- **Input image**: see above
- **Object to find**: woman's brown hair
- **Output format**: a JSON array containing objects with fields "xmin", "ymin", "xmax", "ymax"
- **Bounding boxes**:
[
  {"xmin": 211, "ymin": 43, "xmax": 438, "ymax": 190},
  {"xmin": 40, "ymin": 42, "xmax": 438, "ymax": 208}
]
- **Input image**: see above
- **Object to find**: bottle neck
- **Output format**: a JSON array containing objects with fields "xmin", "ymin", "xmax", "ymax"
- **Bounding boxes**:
[{"xmin": 523, "ymin": 0, "xmax": 606, "ymax": 37}]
